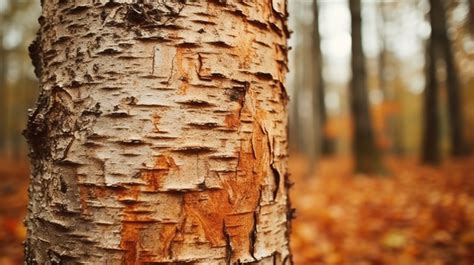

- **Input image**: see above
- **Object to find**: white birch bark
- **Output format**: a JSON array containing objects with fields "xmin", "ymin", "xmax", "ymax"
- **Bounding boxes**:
[{"xmin": 25, "ymin": 1, "xmax": 292, "ymax": 264}]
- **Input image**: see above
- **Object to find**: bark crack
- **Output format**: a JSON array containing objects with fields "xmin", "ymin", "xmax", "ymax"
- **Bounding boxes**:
[{"xmin": 223, "ymin": 221, "xmax": 233, "ymax": 265}]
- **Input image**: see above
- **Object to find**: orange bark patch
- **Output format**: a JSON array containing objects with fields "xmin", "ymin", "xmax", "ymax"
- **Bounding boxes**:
[
  {"xmin": 78, "ymin": 185, "xmax": 90, "ymax": 215},
  {"xmin": 118, "ymin": 185, "xmax": 141, "ymax": 265},
  {"xmin": 119, "ymin": 155, "xmax": 177, "ymax": 263},
  {"xmin": 77, "ymin": 184, "xmax": 112, "ymax": 215},
  {"xmin": 154, "ymin": 155, "xmax": 177, "ymax": 169},
  {"xmin": 225, "ymin": 212, "xmax": 255, "ymax": 258},
  {"xmin": 235, "ymin": 33, "xmax": 255, "ymax": 69},
  {"xmin": 157, "ymin": 223, "xmax": 178, "ymax": 259},
  {"xmin": 140, "ymin": 155, "xmax": 177, "ymax": 192},
  {"xmin": 182, "ymin": 111, "xmax": 269, "ymax": 260},
  {"xmin": 261, "ymin": 1, "xmax": 273, "ymax": 20},
  {"xmin": 138, "ymin": 223, "xmax": 179, "ymax": 263},
  {"xmin": 175, "ymin": 47, "xmax": 190, "ymax": 95},
  {"xmin": 224, "ymin": 112, "xmax": 240, "ymax": 129},
  {"xmin": 120, "ymin": 223, "xmax": 140, "ymax": 265},
  {"xmin": 184, "ymin": 191, "xmax": 228, "ymax": 246}
]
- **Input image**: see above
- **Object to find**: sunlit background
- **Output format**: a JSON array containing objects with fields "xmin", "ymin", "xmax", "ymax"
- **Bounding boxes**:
[
  {"xmin": 288, "ymin": 0, "xmax": 474, "ymax": 158},
  {"xmin": 1, "ymin": 0, "xmax": 474, "ymax": 264}
]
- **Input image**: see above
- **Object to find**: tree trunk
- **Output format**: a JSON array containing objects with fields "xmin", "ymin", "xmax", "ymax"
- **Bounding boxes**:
[
  {"xmin": 376, "ymin": 3, "xmax": 403, "ymax": 155},
  {"xmin": 312, "ymin": 0, "xmax": 333, "ymax": 156},
  {"xmin": 289, "ymin": 19, "xmax": 304, "ymax": 154},
  {"xmin": 25, "ymin": 1, "xmax": 292, "ymax": 264},
  {"xmin": 0, "ymin": 30, "xmax": 6, "ymax": 152},
  {"xmin": 376, "ymin": 3, "xmax": 388, "ymax": 99},
  {"xmin": 422, "ymin": 0, "xmax": 467, "ymax": 163},
  {"xmin": 421, "ymin": 36, "xmax": 441, "ymax": 164},
  {"xmin": 430, "ymin": 0, "xmax": 468, "ymax": 156},
  {"xmin": 349, "ymin": 0, "xmax": 384, "ymax": 174},
  {"xmin": 468, "ymin": 0, "xmax": 474, "ymax": 36}
]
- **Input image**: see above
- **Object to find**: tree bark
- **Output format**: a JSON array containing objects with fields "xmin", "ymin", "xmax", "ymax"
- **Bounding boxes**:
[
  {"xmin": 25, "ymin": 1, "xmax": 292, "ymax": 264},
  {"xmin": 430, "ymin": 0, "xmax": 467, "ymax": 156},
  {"xmin": 349, "ymin": 0, "xmax": 384, "ymax": 174}
]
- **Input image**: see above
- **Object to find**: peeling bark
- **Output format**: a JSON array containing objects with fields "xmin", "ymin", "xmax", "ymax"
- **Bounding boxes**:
[{"xmin": 25, "ymin": 1, "xmax": 291, "ymax": 264}]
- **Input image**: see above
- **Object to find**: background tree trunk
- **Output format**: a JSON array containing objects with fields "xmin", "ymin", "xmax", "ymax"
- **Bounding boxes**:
[
  {"xmin": 25, "ymin": 1, "xmax": 292, "ymax": 264},
  {"xmin": 349, "ymin": 0, "xmax": 384, "ymax": 174},
  {"xmin": 313, "ymin": 0, "xmax": 333, "ymax": 156},
  {"xmin": 377, "ymin": 3, "xmax": 402, "ymax": 155},
  {"xmin": 377, "ymin": 4, "xmax": 388, "ymax": 99},
  {"xmin": 422, "ymin": 0, "xmax": 467, "ymax": 164},
  {"xmin": 0, "ymin": 26, "xmax": 6, "ymax": 152},
  {"xmin": 468, "ymin": 0, "xmax": 474, "ymax": 36},
  {"xmin": 430, "ymin": 0, "xmax": 468, "ymax": 156},
  {"xmin": 421, "ymin": 36, "xmax": 441, "ymax": 165}
]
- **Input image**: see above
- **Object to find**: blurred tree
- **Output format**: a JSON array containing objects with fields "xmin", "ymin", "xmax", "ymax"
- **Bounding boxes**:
[
  {"xmin": 469, "ymin": 0, "xmax": 474, "ymax": 35},
  {"xmin": 0, "ymin": 0, "xmax": 40, "ymax": 158},
  {"xmin": 422, "ymin": 0, "xmax": 468, "ymax": 164},
  {"xmin": 288, "ymin": 0, "xmax": 318, "ymax": 175},
  {"xmin": 0, "ymin": 12, "xmax": 6, "ymax": 151},
  {"xmin": 313, "ymin": 0, "xmax": 334, "ymax": 156},
  {"xmin": 349, "ymin": 0, "xmax": 384, "ymax": 174},
  {"xmin": 436, "ymin": 0, "xmax": 468, "ymax": 157},
  {"xmin": 290, "ymin": 39, "xmax": 304, "ymax": 152},
  {"xmin": 298, "ymin": 15, "xmax": 317, "ymax": 172},
  {"xmin": 376, "ymin": 2, "xmax": 404, "ymax": 155},
  {"xmin": 377, "ymin": 4, "xmax": 388, "ymax": 98},
  {"xmin": 422, "ymin": 26, "xmax": 441, "ymax": 164}
]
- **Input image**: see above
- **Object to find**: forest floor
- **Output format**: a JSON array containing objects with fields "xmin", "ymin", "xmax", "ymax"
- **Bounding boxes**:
[
  {"xmin": 1, "ymin": 155, "xmax": 474, "ymax": 264},
  {"xmin": 0, "ymin": 157, "xmax": 28, "ymax": 265},
  {"xmin": 290, "ymin": 155, "xmax": 474, "ymax": 265}
]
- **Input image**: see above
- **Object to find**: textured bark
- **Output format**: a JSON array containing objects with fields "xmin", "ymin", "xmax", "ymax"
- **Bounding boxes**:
[
  {"xmin": 349, "ymin": 0, "xmax": 384, "ymax": 174},
  {"xmin": 430, "ymin": 0, "xmax": 467, "ymax": 156},
  {"xmin": 25, "ymin": 1, "xmax": 292, "ymax": 264}
]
